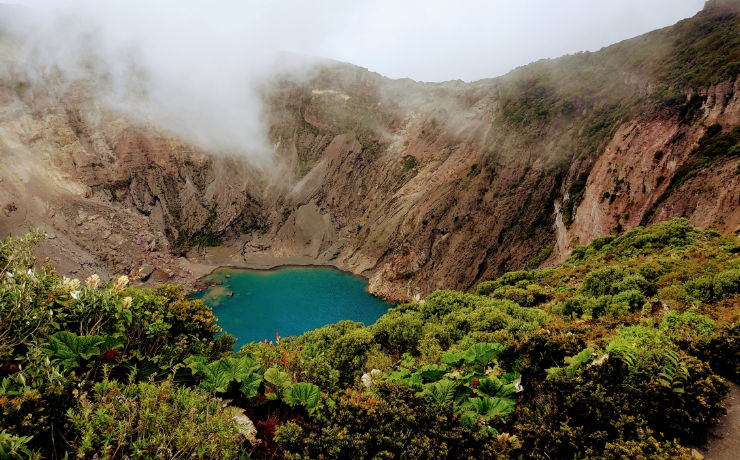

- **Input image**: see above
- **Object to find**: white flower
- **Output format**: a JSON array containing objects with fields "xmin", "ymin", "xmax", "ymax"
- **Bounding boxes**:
[
  {"xmin": 70, "ymin": 290, "xmax": 80, "ymax": 300},
  {"xmin": 114, "ymin": 275, "xmax": 129, "ymax": 292},
  {"xmin": 513, "ymin": 378, "xmax": 523, "ymax": 393},
  {"xmin": 361, "ymin": 369, "xmax": 383, "ymax": 388},
  {"xmin": 6, "ymin": 271, "xmax": 13, "ymax": 278},
  {"xmin": 61, "ymin": 276, "xmax": 81, "ymax": 292},
  {"xmin": 85, "ymin": 274, "xmax": 100, "ymax": 289}
]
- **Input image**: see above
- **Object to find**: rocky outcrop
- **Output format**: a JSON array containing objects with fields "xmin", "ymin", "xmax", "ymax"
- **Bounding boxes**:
[{"xmin": 561, "ymin": 76, "xmax": 740, "ymax": 261}]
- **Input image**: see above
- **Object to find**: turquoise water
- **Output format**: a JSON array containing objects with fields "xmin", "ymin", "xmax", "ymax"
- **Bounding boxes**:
[{"xmin": 191, "ymin": 266, "xmax": 392, "ymax": 347}]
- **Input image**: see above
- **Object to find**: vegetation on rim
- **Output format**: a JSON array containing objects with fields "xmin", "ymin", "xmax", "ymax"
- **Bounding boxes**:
[{"xmin": 0, "ymin": 218, "xmax": 737, "ymax": 458}]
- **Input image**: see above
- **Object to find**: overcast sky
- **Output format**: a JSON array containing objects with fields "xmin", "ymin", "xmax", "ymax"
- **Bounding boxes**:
[
  {"xmin": 13, "ymin": 0, "xmax": 707, "ymax": 82},
  {"xmin": 3, "ymin": 0, "xmax": 708, "ymax": 164}
]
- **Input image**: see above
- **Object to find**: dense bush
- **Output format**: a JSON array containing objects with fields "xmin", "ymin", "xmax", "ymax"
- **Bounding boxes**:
[
  {"xmin": 371, "ymin": 291, "xmax": 548, "ymax": 356},
  {"xmin": 0, "ymin": 218, "xmax": 736, "ymax": 458},
  {"xmin": 552, "ymin": 294, "xmax": 611, "ymax": 318},
  {"xmin": 0, "ymin": 231, "xmax": 245, "ymax": 457},
  {"xmin": 274, "ymin": 382, "xmax": 516, "ymax": 459},
  {"xmin": 714, "ymin": 268, "xmax": 740, "ymax": 298},
  {"xmin": 67, "ymin": 378, "xmax": 248, "ymax": 459},
  {"xmin": 476, "ymin": 269, "xmax": 552, "ymax": 296},
  {"xmin": 489, "ymin": 284, "xmax": 550, "ymax": 307},
  {"xmin": 568, "ymin": 218, "xmax": 701, "ymax": 263}
]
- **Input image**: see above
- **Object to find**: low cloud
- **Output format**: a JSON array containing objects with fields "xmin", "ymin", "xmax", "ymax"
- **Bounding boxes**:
[
  {"xmin": 0, "ymin": 0, "xmax": 706, "ymax": 168},
  {"xmin": 1, "ymin": 1, "xmax": 344, "ymax": 166}
]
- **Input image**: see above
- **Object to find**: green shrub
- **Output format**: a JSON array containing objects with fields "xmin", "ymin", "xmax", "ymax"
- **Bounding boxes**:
[
  {"xmin": 609, "ymin": 289, "xmax": 646, "ymax": 315},
  {"xmin": 276, "ymin": 382, "xmax": 516, "ymax": 458},
  {"xmin": 302, "ymin": 354, "xmax": 340, "ymax": 391},
  {"xmin": 67, "ymin": 378, "xmax": 248, "ymax": 459},
  {"xmin": 567, "ymin": 218, "xmax": 701, "ymax": 263},
  {"xmin": 582, "ymin": 266, "xmax": 629, "ymax": 296},
  {"xmin": 477, "ymin": 269, "xmax": 551, "ymax": 295},
  {"xmin": 714, "ymin": 268, "xmax": 740, "ymax": 299},
  {"xmin": 297, "ymin": 320, "xmax": 365, "ymax": 357},
  {"xmin": 402, "ymin": 155, "xmax": 417, "ymax": 171},
  {"xmin": 0, "ymin": 430, "xmax": 38, "ymax": 459},
  {"xmin": 638, "ymin": 261, "xmax": 669, "ymax": 282},
  {"xmin": 525, "ymin": 351, "xmax": 728, "ymax": 458},
  {"xmin": 0, "ymin": 231, "xmax": 56, "ymax": 356},
  {"xmin": 421, "ymin": 290, "xmax": 480, "ymax": 316},
  {"xmin": 662, "ymin": 310, "xmax": 715, "ymax": 339},
  {"xmin": 372, "ymin": 309, "xmax": 424, "ymax": 354},
  {"xmin": 0, "ymin": 375, "xmax": 80, "ymax": 457},
  {"xmin": 700, "ymin": 323, "xmax": 740, "ymax": 382},
  {"xmin": 490, "ymin": 284, "xmax": 550, "ymax": 307},
  {"xmin": 327, "ymin": 328, "xmax": 378, "ymax": 384},
  {"xmin": 685, "ymin": 276, "xmax": 715, "ymax": 302},
  {"xmin": 613, "ymin": 274, "xmax": 655, "ymax": 296},
  {"xmin": 553, "ymin": 294, "xmax": 610, "ymax": 318},
  {"xmin": 126, "ymin": 285, "xmax": 221, "ymax": 359},
  {"xmin": 0, "ymin": 229, "xmax": 43, "ymax": 272},
  {"xmin": 606, "ymin": 326, "xmax": 676, "ymax": 371},
  {"xmin": 1, "ymin": 214, "xmax": 736, "ymax": 459}
]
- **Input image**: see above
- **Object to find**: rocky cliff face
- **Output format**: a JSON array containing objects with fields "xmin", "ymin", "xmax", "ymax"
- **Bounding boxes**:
[
  {"xmin": 1, "ymin": 1, "xmax": 739, "ymax": 300},
  {"xmin": 565, "ymin": 76, "xmax": 740, "ymax": 256}
]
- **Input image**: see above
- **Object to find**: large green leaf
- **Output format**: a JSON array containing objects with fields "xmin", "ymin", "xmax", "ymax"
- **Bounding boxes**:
[
  {"xmin": 468, "ymin": 343, "xmax": 505, "ymax": 365},
  {"xmin": 42, "ymin": 331, "xmax": 104, "ymax": 370},
  {"xmin": 500, "ymin": 371, "xmax": 521, "ymax": 384},
  {"xmin": 209, "ymin": 354, "xmax": 260, "ymax": 383},
  {"xmin": 186, "ymin": 354, "xmax": 262, "ymax": 395},
  {"xmin": 264, "ymin": 367, "xmax": 292, "ymax": 398},
  {"xmin": 477, "ymin": 377, "xmax": 516, "ymax": 399},
  {"xmin": 419, "ymin": 364, "xmax": 447, "ymax": 382},
  {"xmin": 288, "ymin": 382, "xmax": 321, "ymax": 411},
  {"xmin": 441, "ymin": 350, "xmax": 469, "ymax": 367},
  {"xmin": 387, "ymin": 368, "xmax": 423, "ymax": 391},
  {"xmin": 547, "ymin": 347, "xmax": 595, "ymax": 379},
  {"xmin": 240, "ymin": 374, "xmax": 262, "ymax": 398},
  {"xmin": 185, "ymin": 355, "xmax": 210, "ymax": 375},
  {"xmin": 424, "ymin": 379, "xmax": 457, "ymax": 405},
  {"xmin": 200, "ymin": 369, "xmax": 233, "ymax": 393},
  {"xmin": 442, "ymin": 343, "xmax": 505, "ymax": 367},
  {"xmin": 461, "ymin": 396, "xmax": 516, "ymax": 421}
]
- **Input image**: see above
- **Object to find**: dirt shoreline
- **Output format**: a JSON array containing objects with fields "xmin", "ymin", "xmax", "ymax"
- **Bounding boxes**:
[
  {"xmin": 183, "ymin": 249, "xmax": 374, "ymax": 296},
  {"xmin": 195, "ymin": 262, "xmax": 371, "ymax": 281}
]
